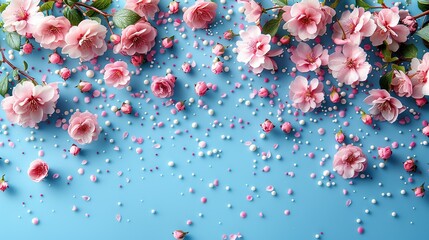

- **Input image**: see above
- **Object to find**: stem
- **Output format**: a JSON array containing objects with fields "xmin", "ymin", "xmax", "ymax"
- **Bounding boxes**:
[
  {"xmin": 368, "ymin": 6, "xmax": 384, "ymax": 9},
  {"xmin": 0, "ymin": 49, "xmax": 38, "ymax": 85},
  {"xmin": 73, "ymin": 2, "xmax": 114, "ymax": 34},
  {"xmin": 336, "ymin": 18, "xmax": 347, "ymax": 40},
  {"xmin": 263, "ymin": 6, "xmax": 283, "ymax": 12},
  {"xmin": 413, "ymin": 9, "xmax": 429, "ymax": 19}
]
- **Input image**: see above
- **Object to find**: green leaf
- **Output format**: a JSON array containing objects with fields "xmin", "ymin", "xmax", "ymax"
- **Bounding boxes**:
[
  {"xmin": 87, "ymin": 0, "xmax": 112, "ymax": 17},
  {"xmin": 0, "ymin": 75, "xmax": 8, "ymax": 97},
  {"xmin": 6, "ymin": 32, "xmax": 21, "ymax": 51},
  {"xmin": 398, "ymin": 44, "xmax": 418, "ymax": 59},
  {"xmin": 379, "ymin": 71, "xmax": 393, "ymax": 91},
  {"xmin": 330, "ymin": 0, "xmax": 341, "ymax": 9},
  {"xmin": 391, "ymin": 64, "xmax": 406, "ymax": 72},
  {"xmin": 12, "ymin": 69, "xmax": 19, "ymax": 79},
  {"xmin": 89, "ymin": 16, "xmax": 102, "ymax": 24},
  {"xmin": 381, "ymin": 44, "xmax": 399, "ymax": 63},
  {"xmin": 23, "ymin": 61, "xmax": 28, "ymax": 71},
  {"xmin": 63, "ymin": 0, "xmax": 78, "ymax": 6},
  {"xmin": 416, "ymin": 25, "xmax": 429, "ymax": 47},
  {"xmin": 272, "ymin": 0, "xmax": 287, "ymax": 6},
  {"xmin": 63, "ymin": 6, "xmax": 84, "ymax": 26},
  {"xmin": 39, "ymin": 1, "xmax": 54, "ymax": 12},
  {"xmin": 355, "ymin": 0, "xmax": 372, "ymax": 10},
  {"xmin": 262, "ymin": 10, "xmax": 284, "ymax": 37},
  {"xmin": 418, "ymin": 0, "xmax": 429, "ymax": 11},
  {"xmin": 0, "ymin": 2, "xmax": 9, "ymax": 13},
  {"xmin": 112, "ymin": 9, "xmax": 141, "ymax": 29},
  {"xmin": 377, "ymin": 0, "xmax": 384, "ymax": 4}
]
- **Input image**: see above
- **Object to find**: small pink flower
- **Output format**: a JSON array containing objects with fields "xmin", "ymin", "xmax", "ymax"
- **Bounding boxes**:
[
  {"xmin": 124, "ymin": 0, "xmax": 160, "ymax": 20},
  {"xmin": 70, "ymin": 144, "xmax": 81, "ymax": 156},
  {"xmin": 328, "ymin": 43, "xmax": 371, "ymax": 85},
  {"xmin": 172, "ymin": 230, "xmax": 188, "ymax": 240},
  {"xmin": 391, "ymin": 70, "xmax": 413, "ymax": 97},
  {"xmin": 416, "ymin": 98, "xmax": 428, "ymax": 107},
  {"xmin": 402, "ymin": 16, "xmax": 417, "ymax": 33},
  {"xmin": 162, "ymin": 37, "xmax": 174, "ymax": 49},
  {"xmin": 370, "ymin": 7, "xmax": 410, "ymax": 52},
  {"xmin": 60, "ymin": 67, "xmax": 71, "ymax": 80},
  {"xmin": 211, "ymin": 61, "xmax": 223, "ymax": 74},
  {"xmin": 291, "ymin": 43, "xmax": 328, "ymax": 73},
  {"xmin": 261, "ymin": 119, "xmax": 274, "ymax": 133},
  {"xmin": 113, "ymin": 21, "xmax": 157, "ymax": 56},
  {"xmin": 131, "ymin": 54, "xmax": 144, "ymax": 67},
  {"xmin": 258, "ymin": 88, "xmax": 269, "ymax": 98},
  {"xmin": 195, "ymin": 81, "xmax": 209, "ymax": 97},
  {"xmin": 175, "ymin": 101, "xmax": 185, "ymax": 111},
  {"xmin": 282, "ymin": 0, "xmax": 335, "ymax": 41},
  {"xmin": 68, "ymin": 111, "xmax": 101, "ymax": 145},
  {"xmin": 280, "ymin": 122, "xmax": 292, "ymax": 133},
  {"xmin": 335, "ymin": 130, "xmax": 345, "ymax": 143},
  {"xmin": 422, "ymin": 125, "xmax": 429, "ymax": 136},
  {"xmin": 169, "ymin": 1, "xmax": 180, "ymax": 14},
  {"xmin": 33, "ymin": 16, "xmax": 71, "ymax": 50},
  {"xmin": 183, "ymin": 0, "xmax": 217, "ymax": 29},
  {"xmin": 77, "ymin": 81, "xmax": 92, "ymax": 93},
  {"xmin": 103, "ymin": 61, "xmax": 131, "ymax": 89},
  {"xmin": 377, "ymin": 146, "xmax": 392, "ymax": 160},
  {"xmin": 182, "ymin": 62, "xmax": 192, "ymax": 73},
  {"xmin": 403, "ymin": 159, "xmax": 417, "ymax": 172},
  {"xmin": 110, "ymin": 34, "xmax": 121, "ymax": 45},
  {"xmin": 121, "ymin": 103, "xmax": 133, "ymax": 114},
  {"xmin": 289, "ymin": 76, "xmax": 324, "ymax": 113},
  {"xmin": 1, "ymin": 0, "xmax": 43, "ymax": 36},
  {"xmin": 28, "ymin": 159, "xmax": 49, "ymax": 182},
  {"xmin": 238, "ymin": 0, "xmax": 263, "ymax": 23},
  {"xmin": 361, "ymin": 111, "xmax": 373, "ymax": 125},
  {"xmin": 223, "ymin": 30, "xmax": 235, "ymax": 40},
  {"xmin": 330, "ymin": 87, "xmax": 340, "ymax": 103},
  {"xmin": 0, "ymin": 175, "xmax": 8, "ymax": 192},
  {"xmin": 413, "ymin": 184, "xmax": 425, "ymax": 197},
  {"xmin": 49, "ymin": 53, "xmax": 63, "ymax": 64},
  {"xmin": 151, "ymin": 75, "xmax": 176, "ymax": 98},
  {"xmin": 22, "ymin": 43, "xmax": 33, "ymax": 54},
  {"xmin": 212, "ymin": 43, "xmax": 225, "ymax": 56},
  {"xmin": 62, "ymin": 19, "xmax": 107, "ymax": 61},
  {"xmin": 409, "ymin": 53, "xmax": 429, "ymax": 98},
  {"xmin": 363, "ymin": 89, "xmax": 405, "ymax": 123},
  {"xmin": 333, "ymin": 144, "xmax": 368, "ymax": 179}
]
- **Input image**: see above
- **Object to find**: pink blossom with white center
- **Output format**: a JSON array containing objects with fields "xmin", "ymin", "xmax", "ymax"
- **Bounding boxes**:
[
  {"xmin": 363, "ymin": 89, "xmax": 405, "ymax": 123},
  {"xmin": 282, "ymin": 0, "xmax": 335, "ymax": 41},
  {"xmin": 370, "ymin": 7, "xmax": 410, "ymax": 52},
  {"xmin": 331, "ymin": 7, "xmax": 376, "ymax": 45},
  {"xmin": 1, "ymin": 81, "xmax": 59, "ymax": 128},
  {"xmin": 289, "ymin": 76, "xmax": 325, "ymax": 113},
  {"xmin": 33, "ymin": 16, "xmax": 71, "ymax": 50},
  {"xmin": 290, "ymin": 42, "xmax": 328, "ymax": 72},
  {"xmin": 62, "ymin": 19, "xmax": 107, "ymax": 62},
  {"xmin": 113, "ymin": 20, "xmax": 157, "ymax": 56},
  {"xmin": 103, "ymin": 61, "xmax": 131, "ymax": 89},
  {"xmin": 238, "ymin": 0, "xmax": 263, "ymax": 23},
  {"xmin": 333, "ymin": 145, "xmax": 367, "ymax": 179},
  {"xmin": 328, "ymin": 43, "xmax": 371, "ymax": 85},
  {"xmin": 1, "ymin": 0, "xmax": 43, "ymax": 36},
  {"xmin": 409, "ymin": 53, "xmax": 429, "ymax": 98},
  {"xmin": 124, "ymin": 0, "xmax": 160, "ymax": 20},
  {"xmin": 391, "ymin": 70, "xmax": 413, "ymax": 97}
]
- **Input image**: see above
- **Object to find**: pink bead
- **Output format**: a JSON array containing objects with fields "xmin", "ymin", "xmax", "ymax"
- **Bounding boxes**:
[
  {"xmin": 201, "ymin": 197, "xmax": 207, "ymax": 203},
  {"xmin": 357, "ymin": 227, "xmax": 364, "ymax": 234},
  {"xmin": 240, "ymin": 211, "xmax": 247, "ymax": 218}
]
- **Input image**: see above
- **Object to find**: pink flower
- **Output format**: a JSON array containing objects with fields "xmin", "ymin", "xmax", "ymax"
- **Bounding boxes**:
[
  {"xmin": 69, "ymin": 144, "xmax": 81, "ymax": 156},
  {"xmin": 335, "ymin": 130, "xmax": 345, "ymax": 143},
  {"xmin": 290, "ymin": 42, "xmax": 328, "ymax": 72},
  {"xmin": 282, "ymin": 0, "xmax": 335, "ymax": 41},
  {"xmin": 402, "ymin": 16, "xmax": 417, "ymax": 33},
  {"xmin": 403, "ymin": 159, "xmax": 417, "ymax": 172},
  {"xmin": 131, "ymin": 54, "xmax": 144, "ymax": 66},
  {"xmin": 172, "ymin": 230, "xmax": 188, "ymax": 240},
  {"xmin": 328, "ymin": 43, "xmax": 371, "ymax": 85},
  {"xmin": 68, "ymin": 111, "xmax": 101, "ymax": 145},
  {"xmin": 333, "ymin": 145, "xmax": 368, "ymax": 179},
  {"xmin": 103, "ymin": 61, "xmax": 131, "ymax": 89},
  {"xmin": 391, "ymin": 70, "xmax": 413, "ymax": 97},
  {"xmin": 223, "ymin": 30, "xmax": 234, "ymax": 40},
  {"xmin": 331, "ymin": 7, "xmax": 376, "ymax": 45},
  {"xmin": 183, "ymin": 0, "xmax": 217, "ymax": 29},
  {"xmin": 1, "ymin": 0, "xmax": 43, "ymax": 36},
  {"xmin": 77, "ymin": 81, "xmax": 92, "ymax": 93},
  {"xmin": 124, "ymin": 0, "xmax": 160, "ymax": 20},
  {"xmin": 110, "ymin": 34, "xmax": 121, "ymax": 45},
  {"xmin": 182, "ymin": 62, "xmax": 192, "ymax": 73},
  {"xmin": 33, "ymin": 16, "xmax": 71, "ymax": 50},
  {"xmin": 162, "ymin": 37, "xmax": 174, "ymax": 48},
  {"xmin": 370, "ymin": 7, "xmax": 410, "ymax": 52},
  {"xmin": 261, "ymin": 119, "xmax": 274, "ymax": 133},
  {"xmin": 289, "ymin": 76, "xmax": 324, "ymax": 113},
  {"xmin": 330, "ymin": 87, "xmax": 340, "ymax": 103},
  {"xmin": 175, "ymin": 101, "xmax": 185, "ymax": 111},
  {"xmin": 60, "ymin": 67, "xmax": 71, "ymax": 80},
  {"xmin": 169, "ymin": 1, "xmax": 180, "ymax": 14},
  {"xmin": 195, "ymin": 81, "xmax": 209, "ymax": 96},
  {"xmin": 211, "ymin": 61, "xmax": 223, "ymax": 74},
  {"xmin": 212, "ymin": 43, "xmax": 225, "ymax": 56},
  {"xmin": 0, "ymin": 175, "xmax": 8, "ymax": 192},
  {"xmin": 113, "ymin": 21, "xmax": 157, "ymax": 56},
  {"xmin": 280, "ymin": 122, "xmax": 292, "ymax": 133},
  {"xmin": 27, "ymin": 159, "xmax": 49, "ymax": 182},
  {"xmin": 1, "ymin": 81, "xmax": 59, "ymax": 128},
  {"xmin": 409, "ymin": 54, "xmax": 429, "ymax": 98},
  {"xmin": 363, "ymin": 89, "xmax": 405, "ymax": 123},
  {"xmin": 22, "ymin": 43, "xmax": 33, "ymax": 54},
  {"xmin": 121, "ymin": 103, "xmax": 133, "ymax": 114},
  {"xmin": 413, "ymin": 184, "xmax": 425, "ymax": 197},
  {"xmin": 151, "ymin": 75, "xmax": 176, "ymax": 98},
  {"xmin": 361, "ymin": 112, "xmax": 373, "ymax": 125},
  {"xmin": 377, "ymin": 146, "xmax": 392, "ymax": 160},
  {"xmin": 62, "ymin": 19, "xmax": 107, "ymax": 62},
  {"xmin": 258, "ymin": 88, "xmax": 269, "ymax": 98},
  {"xmin": 238, "ymin": 0, "xmax": 263, "ymax": 23},
  {"xmin": 423, "ymin": 125, "xmax": 429, "ymax": 136}
]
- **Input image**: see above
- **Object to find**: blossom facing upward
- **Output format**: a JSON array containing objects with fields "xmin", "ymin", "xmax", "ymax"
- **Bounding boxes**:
[
  {"xmin": 124, "ymin": 0, "xmax": 160, "ymax": 20},
  {"xmin": 391, "ymin": 70, "xmax": 413, "ymax": 97},
  {"xmin": 238, "ymin": 0, "xmax": 263, "ymax": 23},
  {"xmin": 289, "ymin": 76, "xmax": 325, "ymax": 113},
  {"xmin": 28, "ymin": 159, "xmax": 49, "ymax": 182},
  {"xmin": 290, "ymin": 42, "xmax": 328, "ymax": 72},
  {"xmin": 113, "ymin": 21, "xmax": 157, "ymax": 56},
  {"xmin": 33, "ymin": 16, "xmax": 71, "ymax": 50},
  {"xmin": 333, "ymin": 145, "xmax": 368, "ymax": 179},
  {"xmin": 1, "ymin": 0, "xmax": 43, "ymax": 36},
  {"xmin": 103, "ymin": 61, "xmax": 131, "ymax": 89},
  {"xmin": 183, "ymin": 0, "xmax": 217, "ymax": 29},
  {"xmin": 151, "ymin": 75, "xmax": 176, "ymax": 98},
  {"xmin": 363, "ymin": 89, "xmax": 405, "ymax": 123},
  {"xmin": 68, "ymin": 111, "xmax": 101, "ymax": 145}
]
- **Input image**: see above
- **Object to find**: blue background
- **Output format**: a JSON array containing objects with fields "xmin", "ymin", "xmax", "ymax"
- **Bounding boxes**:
[{"xmin": 1, "ymin": 0, "xmax": 429, "ymax": 239}]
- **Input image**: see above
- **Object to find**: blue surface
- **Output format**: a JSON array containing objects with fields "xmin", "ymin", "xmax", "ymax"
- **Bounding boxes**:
[{"xmin": 1, "ymin": 0, "xmax": 429, "ymax": 239}]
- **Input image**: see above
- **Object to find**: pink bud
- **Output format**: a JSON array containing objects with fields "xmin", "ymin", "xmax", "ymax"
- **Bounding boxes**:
[
  {"xmin": 223, "ymin": 30, "xmax": 234, "ymax": 40},
  {"xmin": 195, "ymin": 81, "xmax": 209, "ymax": 97},
  {"xmin": 279, "ymin": 35, "xmax": 290, "ymax": 45},
  {"xmin": 69, "ymin": 144, "xmax": 81, "ymax": 156},
  {"xmin": 121, "ymin": 103, "xmax": 132, "ymax": 114},
  {"xmin": 49, "ymin": 53, "xmax": 63, "ymax": 64},
  {"xmin": 211, "ymin": 61, "xmax": 223, "ymax": 74},
  {"xmin": 131, "ymin": 54, "xmax": 144, "ymax": 67},
  {"xmin": 258, "ymin": 88, "xmax": 269, "ymax": 98},
  {"xmin": 416, "ymin": 97, "xmax": 428, "ymax": 107},
  {"xmin": 166, "ymin": 73, "xmax": 176, "ymax": 84},
  {"xmin": 361, "ymin": 113, "xmax": 372, "ymax": 125},
  {"xmin": 330, "ymin": 90, "xmax": 340, "ymax": 103},
  {"xmin": 403, "ymin": 159, "xmax": 417, "ymax": 172},
  {"xmin": 335, "ymin": 131, "xmax": 345, "ymax": 143},
  {"xmin": 377, "ymin": 146, "xmax": 392, "ymax": 160},
  {"xmin": 175, "ymin": 101, "xmax": 185, "ymax": 111},
  {"xmin": 25, "ymin": 33, "xmax": 33, "ymax": 39},
  {"xmin": 59, "ymin": 67, "xmax": 71, "ymax": 80},
  {"xmin": 212, "ymin": 43, "xmax": 225, "ymax": 56},
  {"xmin": 182, "ymin": 62, "xmax": 192, "ymax": 73},
  {"xmin": 169, "ymin": 1, "xmax": 180, "ymax": 14},
  {"xmin": 423, "ymin": 125, "xmax": 429, "ymax": 136},
  {"xmin": 173, "ymin": 230, "xmax": 188, "ymax": 240},
  {"xmin": 280, "ymin": 122, "xmax": 292, "ymax": 133},
  {"xmin": 260, "ymin": 119, "xmax": 274, "ymax": 133},
  {"xmin": 77, "ymin": 81, "xmax": 92, "ymax": 93},
  {"xmin": 22, "ymin": 43, "xmax": 33, "ymax": 54},
  {"xmin": 162, "ymin": 37, "xmax": 174, "ymax": 49},
  {"xmin": 0, "ymin": 175, "xmax": 8, "ymax": 192},
  {"xmin": 413, "ymin": 184, "xmax": 425, "ymax": 197},
  {"xmin": 110, "ymin": 34, "xmax": 121, "ymax": 45}
]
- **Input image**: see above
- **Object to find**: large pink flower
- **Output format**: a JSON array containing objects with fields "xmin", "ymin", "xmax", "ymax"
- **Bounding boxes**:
[
  {"xmin": 1, "ymin": 81, "xmax": 59, "ymax": 128},
  {"xmin": 328, "ymin": 43, "xmax": 371, "ymax": 85},
  {"xmin": 113, "ymin": 21, "xmax": 157, "ymax": 56},
  {"xmin": 370, "ymin": 7, "xmax": 410, "ymax": 52},
  {"xmin": 124, "ymin": 0, "xmax": 160, "ymax": 20},
  {"xmin": 1, "ymin": 0, "xmax": 43, "ymax": 36},
  {"xmin": 391, "ymin": 70, "xmax": 413, "ymax": 97},
  {"xmin": 282, "ymin": 0, "xmax": 335, "ymax": 41},
  {"xmin": 409, "ymin": 53, "xmax": 429, "ymax": 98},
  {"xmin": 363, "ymin": 89, "xmax": 405, "ymax": 123},
  {"xmin": 33, "ymin": 16, "xmax": 71, "ymax": 50},
  {"xmin": 151, "ymin": 74, "xmax": 176, "ymax": 98},
  {"xmin": 28, "ymin": 159, "xmax": 49, "ymax": 182},
  {"xmin": 183, "ymin": 0, "xmax": 217, "ymax": 29},
  {"xmin": 289, "ymin": 76, "xmax": 325, "ymax": 113},
  {"xmin": 331, "ymin": 7, "xmax": 376, "ymax": 45},
  {"xmin": 68, "ymin": 111, "xmax": 101, "ymax": 145},
  {"xmin": 238, "ymin": 0, "xmax": 262, "ymax": 23},
  {"xmin": 333, "ymin": 145, "xmax": 367, "ymax": 179},
  {"xmin": 290, "ymin": 42, "xmax": 328, "ymax": 72},
  {"xmin": 103, "ymin": 61, "xmax": 131, "ymax": 89},
  {"xmin": 62, "ymin": 19, "xmax": 107, "ymax": 61}
]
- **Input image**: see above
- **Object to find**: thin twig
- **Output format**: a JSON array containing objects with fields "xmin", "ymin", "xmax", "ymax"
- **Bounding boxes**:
[{"xmin": 0, "ymin": 49, "xmax": 38, "ymax": 85}]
